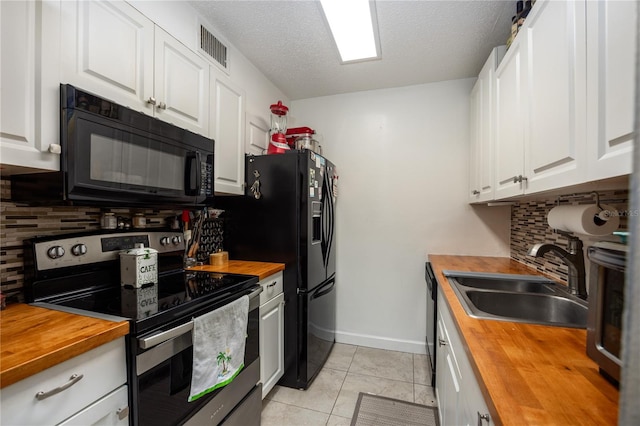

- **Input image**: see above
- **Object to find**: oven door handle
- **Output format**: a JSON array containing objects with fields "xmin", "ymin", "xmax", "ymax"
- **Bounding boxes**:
[
  {"xmin": 139, "ymin": 322, "xmax": 193, "ymax": 350},
  {"xmin": 138, "ymin": 287, "xmax": 262, "ymax": 350}
]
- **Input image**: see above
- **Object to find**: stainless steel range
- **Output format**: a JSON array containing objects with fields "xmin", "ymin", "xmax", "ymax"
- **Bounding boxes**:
[{"xmin": 24, "ymin": 230, "xmax": 262, "ymax": 426}]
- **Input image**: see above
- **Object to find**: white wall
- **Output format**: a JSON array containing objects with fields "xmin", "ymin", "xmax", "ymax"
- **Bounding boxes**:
[{"xmin": 292, "ymin": 80, "xmax": 511, "ymax": 353}]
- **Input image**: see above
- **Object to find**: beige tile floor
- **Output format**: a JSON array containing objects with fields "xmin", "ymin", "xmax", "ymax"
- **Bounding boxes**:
[{"xmin": 261, "ymin": 343, "xmax": 437, "ymax": 426}]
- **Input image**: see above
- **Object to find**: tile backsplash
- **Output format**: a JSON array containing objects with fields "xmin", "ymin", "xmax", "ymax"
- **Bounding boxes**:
[
  {"xmin": 2, "ymin": 174, "xmax": 629, "ymax": 302},
  {"xmin": 511, "ymin": 189, "xmax": 629, "ymax": 283},
  {"xmin": 0, "ymin": 178, "xmax": 184, "ymax": 303}
]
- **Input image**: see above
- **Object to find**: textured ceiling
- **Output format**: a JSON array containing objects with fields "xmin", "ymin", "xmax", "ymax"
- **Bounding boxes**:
[{"xmin": 189, "ymin": 0, "xmax": 514, "ymax": 100}]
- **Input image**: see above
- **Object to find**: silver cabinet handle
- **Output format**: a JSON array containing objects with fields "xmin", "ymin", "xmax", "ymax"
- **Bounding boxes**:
[
  {"xmin": 513, "ymin": 175, "xmax": 529, "ymax": 184},
  {"xmin": 438, "ymin": 338, "xmax": 447, "ymax": 347},
  {"xmin": 147, "ymin": 97, "xmax": 156, "ymax": 105},
  {"xmin": 477, "ymin": 412, "xmax": 490, "ymax": 426},
  {"xmin": 267, "ymin": 281, "xmax": 277, "ymax": 288},
  {"xmin": 117, "ymin": 406, "xmax": 130, "ymax": 421},
  {"xmin": 35, "ymin": 374, "xmax": 84, "ymax": 400},
  {"xmin": 158, "ymin": 101, "xmax": 167, "ymax": 110},
  {"xmin": 472, "ymin": 190, "xmax": 480, "ymax": 195}
]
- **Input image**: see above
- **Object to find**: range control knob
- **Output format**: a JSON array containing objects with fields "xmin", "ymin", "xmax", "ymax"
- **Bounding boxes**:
[
  {"xmin": 160, "ymin": 237, "xmax": 170, "ymax": 246},
  {"xmin": 172, "ymin": 236, "xmax": 182, "ymax": 245},
  {"xmin": 71, "ymin": 244, "xmax": 87, "ymax": 256},
  {"xmin": 47, "ymin": 246, "xmax": 65, "ymax": 259}
]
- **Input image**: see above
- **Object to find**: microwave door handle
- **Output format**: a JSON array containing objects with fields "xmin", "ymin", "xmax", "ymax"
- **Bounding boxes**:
[{"xmin": 185, "ymin": 152, "xmax": 201, "ymax": 196}]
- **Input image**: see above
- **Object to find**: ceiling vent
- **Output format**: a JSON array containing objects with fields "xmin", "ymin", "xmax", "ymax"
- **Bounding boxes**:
[{"xmin": 199, "ymin": 24, "xmax": 228, "ymax": 72}]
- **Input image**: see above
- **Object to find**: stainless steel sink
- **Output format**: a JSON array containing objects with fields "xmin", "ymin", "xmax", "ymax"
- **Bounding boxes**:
[
  {"xmin": 453, "ymin": 276, "xmax": 558, "ymax": 294},
  {"xmin": 442, "ymin": 271, "xmax": 588, "ymax": 328}
]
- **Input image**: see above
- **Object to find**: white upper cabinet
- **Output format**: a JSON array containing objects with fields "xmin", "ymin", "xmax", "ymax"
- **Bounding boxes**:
[
  {"xmin": 246, "ymin": 115, "xmax": 270, "ymax": 156},
  {"xmin": 1, "ymin": 0, "xmax": 61, "ymax": 174},
  {"xmin": 494, "ymin": 34, "xmax": 525, "ymax": 199},
  {"xmin": 494, "ymin": 0, "xmax": 588, "ymax": 200},
  {"xmin": 522, "ymin": 0, "xmax": 587, "ymax": 193},
  {"xmin": 586, "ymin": 0, "xmax": 636, "ymax": 180},
  {"xmin": 60, "ymin": 0, "xmax": 153, "ymax": 112},
  {"xmin": 469, "ymin": 46, "xmax": 505, "ymax": 203},
  {"xmin": 154, "ymin": 27, "xmax": 210, "ymax": 135},
  {"xmin": 210, "ymin": 66, "xmax": 246, "ymax": 195},
  {"xmin": 61, "ymin": 0, "xmax": 209, "ymax": 136}
]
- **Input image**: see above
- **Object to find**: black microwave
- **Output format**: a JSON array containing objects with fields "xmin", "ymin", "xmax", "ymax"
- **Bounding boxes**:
[
  {"xmin": 586, "ymin": 242, "xmax": 626, "ymax": 385},
  {"xmin": 11, "ymin": 84, "xmax": 214, "ymax": 208}
]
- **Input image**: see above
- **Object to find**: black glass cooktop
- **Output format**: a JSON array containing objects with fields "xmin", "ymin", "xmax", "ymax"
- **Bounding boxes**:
[{"xmin": 48, "ymin": 270, "xmax": 258, "ymax": 334}]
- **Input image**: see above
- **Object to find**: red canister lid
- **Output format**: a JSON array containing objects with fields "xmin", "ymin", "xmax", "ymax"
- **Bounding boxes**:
[{"xmin": 270, "ymin": 100, "xmax": 288, "ymax": 116}]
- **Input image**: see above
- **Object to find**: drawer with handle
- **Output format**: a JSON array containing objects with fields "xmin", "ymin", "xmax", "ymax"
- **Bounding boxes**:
[
  {"xmin": 258, "ymin": 271, "xmax": 283, "ymax": 305},
  {"xmin": 1, "ymin": 337, "xmax": 127, "ymax": 425}
]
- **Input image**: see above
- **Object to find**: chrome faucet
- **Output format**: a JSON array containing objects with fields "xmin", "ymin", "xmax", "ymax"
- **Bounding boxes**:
[{"xmin": 527, "ymin": 237, "xmax": 587, "ymax": 299}]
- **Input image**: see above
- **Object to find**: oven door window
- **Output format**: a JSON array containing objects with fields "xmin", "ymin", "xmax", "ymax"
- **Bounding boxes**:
[
  {"xmin": 136, "ymin": 308, "xmax": 259, "ymax": 425},
  {"xmin": 67, "ymin": 114, "xmax": 194, "ymax": 203},
  {"xmin": 601, "ymin": 268, "xmax": 624, "ymax": 358}
]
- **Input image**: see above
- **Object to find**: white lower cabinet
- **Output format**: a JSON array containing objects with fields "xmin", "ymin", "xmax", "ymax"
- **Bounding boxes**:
[
  {"xmin": 436, "ymin": 292, "xmax": 493, "ymax": 426},
  {"xmin": 58, "ymin": 385, "xmax": 129, "ymax": 426},
  {"xmin": 435, "ymin": 316, "xmax": 460, "ymax": 426},
  {"xmin": 258, "ymin": 272, "xmax": 285, "ymax": 398},
  {"xmin": 0, "ymin": 338, "xmax": 128, "ymax": 426}
]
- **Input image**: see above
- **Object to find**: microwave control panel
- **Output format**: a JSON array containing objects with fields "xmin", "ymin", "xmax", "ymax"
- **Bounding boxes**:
[{"xmin": 201, "ymin": 155, "xmax": 214, "ymax": 196}]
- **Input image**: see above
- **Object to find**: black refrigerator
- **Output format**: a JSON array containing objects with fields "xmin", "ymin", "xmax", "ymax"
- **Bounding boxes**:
[{"xmin": 217, "ymin": 149, "xmax": 337, "ymax": 389}]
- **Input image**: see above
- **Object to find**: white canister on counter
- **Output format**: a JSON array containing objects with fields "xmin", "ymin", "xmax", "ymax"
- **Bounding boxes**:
[{"xmin": 120, "ymin": 243, "xmax": 158, "ymax": 288}]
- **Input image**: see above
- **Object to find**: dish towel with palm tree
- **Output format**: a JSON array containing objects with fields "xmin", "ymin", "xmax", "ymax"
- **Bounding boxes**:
[{"xmin": 188, "ymin": 295, "xmax": 249, "ymax": 402}]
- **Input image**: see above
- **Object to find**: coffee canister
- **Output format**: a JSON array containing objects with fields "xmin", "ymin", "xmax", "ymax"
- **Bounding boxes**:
[{"xmin": 120, "ymin": 243, "xmax": 158, "ymax": 288}]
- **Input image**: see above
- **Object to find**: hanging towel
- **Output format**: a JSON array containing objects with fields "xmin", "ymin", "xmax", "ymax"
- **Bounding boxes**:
[{"xmin": 188, "ymin": 295, "xmax": 249, "ymax": 402}]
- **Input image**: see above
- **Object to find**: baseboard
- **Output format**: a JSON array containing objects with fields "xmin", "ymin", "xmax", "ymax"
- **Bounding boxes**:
[{"xmin": 335, "ymin": 330, "xmax": 427, "ymax": 354}]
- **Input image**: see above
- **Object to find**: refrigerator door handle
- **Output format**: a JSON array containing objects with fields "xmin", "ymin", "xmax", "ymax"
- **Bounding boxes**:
[
  {"xmin": 321, "ymin": 171, "xmax": 335, "ymax": 269},
  {"xmin": 324, "ymin": 172, "xmax": 335, "ymax": 268},
  {"xmin": 311, "ymin": 277, "xmax": 335, "ymax": 300}
]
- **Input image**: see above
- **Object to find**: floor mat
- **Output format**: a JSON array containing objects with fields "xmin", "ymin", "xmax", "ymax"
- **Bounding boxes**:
[{"xmin": 350, "ymin": 392, "xmax": 439, "ymax": 426}]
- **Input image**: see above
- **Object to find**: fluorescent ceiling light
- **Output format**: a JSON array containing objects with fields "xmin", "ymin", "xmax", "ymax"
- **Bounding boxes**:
[{"xmin": 320, "ymin": 0, "xmax": 380, "ymax": 63}]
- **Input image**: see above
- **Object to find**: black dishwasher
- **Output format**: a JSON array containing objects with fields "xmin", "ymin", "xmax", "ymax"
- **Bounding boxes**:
[{"xmin": 425, "ymin": 262, "xmax": 437, "ymax": 387}]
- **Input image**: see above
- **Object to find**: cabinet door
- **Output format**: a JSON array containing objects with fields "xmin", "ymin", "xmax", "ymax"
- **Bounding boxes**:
[
  {"xmin": 435, "ymin": 313, "xmax": 460, "ymax": 426},
  {"xmin": 494, "ymin": 36, "xmax": 525, "ymax": 199},
  {"xmin": 469, "ymin": 47, "xmax": 504, "ymax": 203},
  {"xmin": 210, "ymin": 66, "xmax": 246, "ymax": 194},
  {"xmin": 58, "ymin": 385, "xmax": 129, "ymax": 426},
  {"xmin": 259, "ymin": 293, "xmax": 285, "ymax": 399},
  {"xmin": 60, "ymin": 0, "xmax": 153, "ymax": 111},
  {"xmin": 246, "ymin": 115, "xmax": 270, "ymax": 156},
  {"xmin": 1, "ymin": 338, "xmax": 126, "ymax": 426},
  {"xmin": 469, "ymin": 79, "xmax": 482, "ymax": 202},
  {"xmin": 586, "ymin": 0, "xmax": 636, "ymax": 180},
  {"xmin": 522, "ymin": 0, "xmax": 587, "ymax": 193},
  {"xmin": 154, "ymin": 27, "xmax": 210, "ymax": 136},
  {"xmin": 0, "ymin": 0, "xmax": 60, "ymax": 173}
]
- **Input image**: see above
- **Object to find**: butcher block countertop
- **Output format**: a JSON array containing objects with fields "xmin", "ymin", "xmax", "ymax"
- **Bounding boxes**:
[
  {"xmin": 429, "ymin": 255, "xmax": 619, "ymax": 425},
  {"xmin": 187, "ymin": 260, "xmax": 285, "ymax": 280},
  {"xmin": 0, "ymin": 304, "xmax": 129, "ymax": 389}
]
